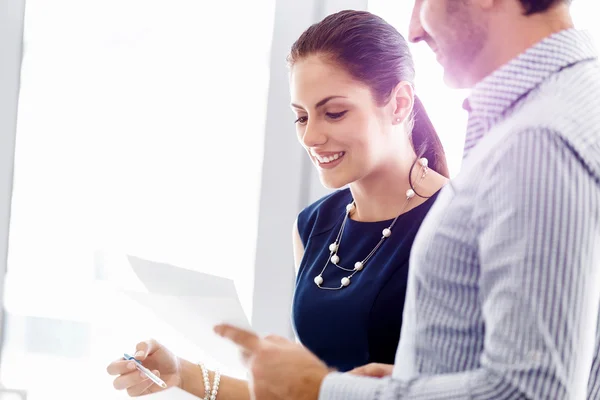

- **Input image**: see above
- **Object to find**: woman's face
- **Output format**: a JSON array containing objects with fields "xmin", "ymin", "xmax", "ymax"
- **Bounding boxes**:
[{"xmin": 290, "ymin": 55, "xmax": 403, "ymax": 189}]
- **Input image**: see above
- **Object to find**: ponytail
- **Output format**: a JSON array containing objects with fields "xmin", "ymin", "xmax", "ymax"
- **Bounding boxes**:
[
  {"xmin": 408, "ymin": 96, "xmax": 449, "ymax": 198},
  {"xmin": 411, "ymin": 96, "xmax": 449, "ymax": 178}
]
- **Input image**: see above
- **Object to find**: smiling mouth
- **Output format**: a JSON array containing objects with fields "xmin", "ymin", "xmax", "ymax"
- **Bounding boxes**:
[{"xmin": 313, "ymin": 151, "xmax": 345, "ymax": 165}]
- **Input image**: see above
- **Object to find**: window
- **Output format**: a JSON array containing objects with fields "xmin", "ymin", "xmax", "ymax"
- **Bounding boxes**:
[
  {"xmin": 1, "ymin": 1, "xmax": 275, "ymax": 399},
  {"xmin": 571, "ymin": 2, "xmax": 600, "ymax": 40}
]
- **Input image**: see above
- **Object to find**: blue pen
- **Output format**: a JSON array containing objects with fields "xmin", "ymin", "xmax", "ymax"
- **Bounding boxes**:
[{"xmin": 123, "ymin": 353, "xmax": 168, "ymax": 389}]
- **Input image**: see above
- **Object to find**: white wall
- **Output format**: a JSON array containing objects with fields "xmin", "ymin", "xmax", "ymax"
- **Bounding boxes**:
[
  {"xmin": 0, "ymin": 0, "xmax": 25, "ymax": 355},
  {"xmin": 251, "ymin": 0, "xmax": 368, "ymax": 338}
]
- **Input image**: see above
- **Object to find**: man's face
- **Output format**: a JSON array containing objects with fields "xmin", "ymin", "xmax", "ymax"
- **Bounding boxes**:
[{"xmin": 409, "ymin": 0, "xmax": 489, "ymax": 88}]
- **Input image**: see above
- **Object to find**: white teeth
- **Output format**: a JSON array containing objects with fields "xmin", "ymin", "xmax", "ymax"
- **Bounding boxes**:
[{"xmin": 315, "ymin": 151, "xmax": 344, "ymax": 164}]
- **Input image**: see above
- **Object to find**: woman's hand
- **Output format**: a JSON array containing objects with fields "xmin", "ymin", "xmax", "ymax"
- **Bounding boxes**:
[
  {"xmin": 106, "ymin": 339, "xmax": 183, "ymax": 397},
  {"xmin": 347, "ymin": 363, "xmax": 394, "ymax": 378}
]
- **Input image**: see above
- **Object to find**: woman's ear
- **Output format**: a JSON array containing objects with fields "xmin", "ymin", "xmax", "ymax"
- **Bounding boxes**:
[{"xmin": 391, "ymin": 81, "xmax": 415, "ymax": 125}]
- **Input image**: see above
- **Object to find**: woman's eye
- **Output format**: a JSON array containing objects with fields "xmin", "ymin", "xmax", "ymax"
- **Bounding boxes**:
[
  {"xmin": 326, "ymin": 111, "xmax": 348, "ymax": 119},
  {"xmin": 295, "ymin": 116, "xmax": 308, "ymax": 125}
]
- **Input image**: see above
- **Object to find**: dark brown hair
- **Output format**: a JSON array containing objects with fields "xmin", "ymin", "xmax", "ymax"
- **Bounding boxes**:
[
  {"xmin": 518, "ymin": 0, "xmax": 571, "ymax": 15},
  {"xmin": 288, "ymin": 10, "xmax": 449, "ymax": 179}
]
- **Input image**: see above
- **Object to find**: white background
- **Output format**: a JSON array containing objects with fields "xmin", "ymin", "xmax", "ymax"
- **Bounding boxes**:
[{"xmin": 0, "ymin": 0, "xmax": 597, "ymax": 399}]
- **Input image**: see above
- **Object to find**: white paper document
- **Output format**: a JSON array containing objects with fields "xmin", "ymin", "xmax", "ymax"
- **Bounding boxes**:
[{"xmin": 124, "ymin": 255, "xmax": 251, "ymax": 375}]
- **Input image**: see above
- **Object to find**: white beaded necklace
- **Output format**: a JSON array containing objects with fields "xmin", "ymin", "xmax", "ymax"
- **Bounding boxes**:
[{"xmin": 313, "ymin": 158, "xmax": 429, "ymax": 290}]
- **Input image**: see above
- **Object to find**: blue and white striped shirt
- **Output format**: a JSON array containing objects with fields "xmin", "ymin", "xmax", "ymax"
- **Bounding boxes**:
[{"xmin": 319, "ymin": 29, "xmax": 600, "ymax": 399}]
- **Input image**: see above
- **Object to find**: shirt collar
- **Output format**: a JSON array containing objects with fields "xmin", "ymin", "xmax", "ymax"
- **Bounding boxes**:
[{"xmin": 463, "ymin": 28, "xmax": 598, "ymax": 126}]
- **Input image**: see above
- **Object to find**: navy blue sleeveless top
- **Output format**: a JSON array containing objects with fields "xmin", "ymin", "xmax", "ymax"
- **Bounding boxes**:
[{"xmin": 292, "ymin": 188, "xmax": 439, "ymax": 372}]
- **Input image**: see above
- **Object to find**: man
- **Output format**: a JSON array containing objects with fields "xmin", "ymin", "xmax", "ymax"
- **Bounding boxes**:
[{"xmin": 216, "ymin": 0, "xmax": 600, "ymax": 398}]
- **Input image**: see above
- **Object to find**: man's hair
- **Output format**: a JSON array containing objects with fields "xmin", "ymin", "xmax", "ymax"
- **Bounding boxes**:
[{"xmin": 518, "ymin": 0, "xmax": 571, "ymax": 15}]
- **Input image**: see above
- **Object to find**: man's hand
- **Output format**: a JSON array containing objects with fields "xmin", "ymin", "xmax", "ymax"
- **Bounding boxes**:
[
  {"xmin": 214, "ymin": 324, "xmax": 330, "ymax": 400},
  {"xmin": 348, "ymin": 363, "xmax": 394, "ymax": 378}
]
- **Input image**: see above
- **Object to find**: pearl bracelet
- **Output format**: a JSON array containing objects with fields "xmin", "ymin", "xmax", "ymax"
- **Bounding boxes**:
[
  {"xmin": 197, "ymin": 363, "xmax": 220, "ymax": 400},
  {"xmin": 198, "ymin": 362, "xmax": 210, "ymax": 400},
  {"xmin": 210, "ymin": 369, "xmax": 221, "ymax": 400}
]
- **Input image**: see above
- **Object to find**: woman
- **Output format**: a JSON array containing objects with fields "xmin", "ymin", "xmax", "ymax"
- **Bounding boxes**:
[{"xmin": 107, "ymin": 9, "xmax": 449, "ymax": 399}]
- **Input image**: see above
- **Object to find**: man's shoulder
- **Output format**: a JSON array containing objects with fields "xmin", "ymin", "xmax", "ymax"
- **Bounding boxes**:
[
  {"xmin": 525, "ymin": 57, "xmax": 600, "ymax": 131},
  {"xmin": 504, "ymin": 61, "xmax": 600, "ymax": 171}
]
